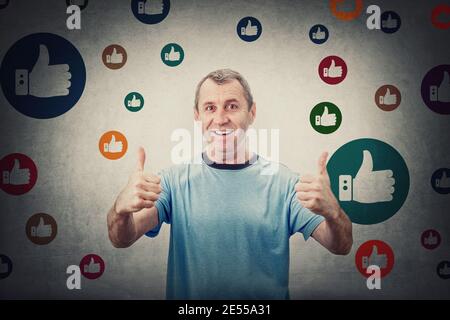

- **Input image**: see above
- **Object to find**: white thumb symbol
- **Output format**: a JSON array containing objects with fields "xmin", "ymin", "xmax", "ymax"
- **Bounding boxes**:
[
  {"xmin": 317, "ymin": 27, "xmax": 322, "ymax": 32},
  {"xmin": 110, "ymin": 135, "xmax": 116, "ymax": 143},
  {"xmin": 330, "ymin": 59, "xmax": 336, "ymax": 68},
  {"xmin": 386, "ymin": 88, "xmax": 391, "ymax": 95},
  {"xmin": 12, "ymin": 159, "xmax": 20, "ymax": 171},
  {"xmin": 246, "ymin": 20, "xmax": 252, "ymax": 28},
  {"xmin": 33, "ymin": 45, "xmax": 50, "ymax": 70},
  {"xmin": 169, "ymin": 46, "xmax": 175, "ymax": 54},
  {"xmin": 357, "ymin": 150, "xmax": 374, "ymax": 176},
  {"xmin": 38, "ymin": 217, "xmax": 45, "ymax": 227},
  {"xmin": 323, "ymin": 106, "xmax": 329, "ymax": 115}
]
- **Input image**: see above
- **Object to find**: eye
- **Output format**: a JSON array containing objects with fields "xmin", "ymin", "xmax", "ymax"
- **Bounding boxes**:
[
  {"xmin": 227, "ymin": 103, "xmax": 239, "ymax": 110},
  {"xmin": 205, "ymin": 105, "xmax": 215, "ymax": 112}
]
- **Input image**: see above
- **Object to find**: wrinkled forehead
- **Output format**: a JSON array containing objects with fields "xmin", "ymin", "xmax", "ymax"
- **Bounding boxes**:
[{"xmin": 198, "ymin": 78, "xmax": 246, "ymax": 105}]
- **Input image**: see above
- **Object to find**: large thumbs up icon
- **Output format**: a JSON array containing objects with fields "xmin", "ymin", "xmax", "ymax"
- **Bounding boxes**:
[
  {"xmin": 104, "ymin": 135, "xmax": 123, "ymax": 153},
  {"xmin": 84, "ymin": 257, "xmax": 100, "ymax": 274},
  {"xmin": 323, "ymin": 59, "xmax": 343, "ymax": 78},
  {"xmin": 430, "ymin": 71, "xmax": 450, "ymax": 103},
  {"xmin": 164, "ymin": 46, "xmax": 180, "ymax": 61},
  {"xmin": 339, "ymin": 150, "xmax": 395, "ymax": 203},
  {"xmin": 30, "ymin": 217, "xmax": 52, "ymax": 238},
  {"xmin": 2, "ymin": 158, "xmax": 30, "ymax": 185},
  {"xmin": 362, "ymin": 245, "xmax": 387, "ymax": 269},
  {"xmin": 241, "ymin": 19, "xmax": 258, "ymax": 36},
  {"xmin": 15, "ymin": 45, "xmax": 71, "ymax": 97}
]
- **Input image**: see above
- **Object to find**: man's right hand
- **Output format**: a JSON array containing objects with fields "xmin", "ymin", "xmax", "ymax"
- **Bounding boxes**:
[{"xmin": 114, "ymin": 147, "xmax": 161, "ymax": 215}]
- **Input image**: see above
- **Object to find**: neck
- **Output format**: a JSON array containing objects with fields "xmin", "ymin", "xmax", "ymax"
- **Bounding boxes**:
[{"xmin": 205, "ymin": 144, "xmax": 252, "ymax": 164}]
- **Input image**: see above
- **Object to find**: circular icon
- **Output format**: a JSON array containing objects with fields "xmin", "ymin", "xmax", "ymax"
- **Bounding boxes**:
[
  {"xmin": 131, "ymin": 0, "xmax": 170, "ymax": 24},
  {"xmin": 318, "ymin": 55, "xmax": 347, "ymax": 85},
  {"xmin": 0, "ymin": 0, "xmax": 10, "ymax": 9},
  {"xmin": 421, "ymin": 65, "xmax": 450, "ymax": 115},
  {"xmin": 102, "ymin": 45, "xmax": 127, "ymax": 70},
  {"xmin": 66, "ymin": 0, "xmax": 88, "ymax": 11},
  {"xmin": 375, "ymin": 85, "xmax": 401, "ymax": 111},
  {"xmin": 237, "ymin": 16, "xmax": 262, "ymax": 42},
  {"xmin": 26, "ymin": 213, "xmax": 57, "ymax": 245},
  {"xmin": 309, "ymin": 102, "xmax": 342, "ymax": 134},
  {"xmin": 0, "ymin": 153, "xmax": 38, "ymax": 195},
  {"xmin": 421, "ymin": 229, "xmax": 441, "ymax": 250},
  {"xmin": 309, "ymin": 24, "xmax": 329, "ymax": 44},
  {"xmin": 0, "ymin": 254, "xmax": 12, "ymax": 279},
  {"xmin": 327, "ymin": 138, "xmax": 410, "ymax": 225},
  {"xmin": 0, "ymin": 33, "xmax": 86, "ymax": 119},
  {"xmin": 99, "ymin": 131, "xmax": 128, "ymax": 160},
  {"xmin": 161, "ymin": 43, "xmax": 184, "ymax": 67},
  {"xmin": 124, "ymin": 92, "xmax": 144, "ymax": 112},
  {"xmin": 355, "ymin": 240, "xmax": 394, "ymax": 278},
  {"xmin": 381, "ymin": 11, "xmax": 401, "ymax": 34},
  {"xmin": 329, "ymin": 0, "xmax": 363, "ymax": 21},
  {"xmin": 437, "ymin": 261, "xmax": 450, "ymax": 279},
  {"xmin": 80, "ymin": 254, "xmax": 105, "ymax": 280},
  {"xmin": 431, "ymin": 168, "xmax": 450, "ymax": 194},
  {"xmin": 431, "ymin": 5, "xmax": 450, "ymax": 30}
]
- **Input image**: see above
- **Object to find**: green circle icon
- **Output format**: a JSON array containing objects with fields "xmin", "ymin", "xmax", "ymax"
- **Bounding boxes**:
[
  {"xmin": 161, "ymin": 43, "xmax": 184, "ymax": 67},
  {"xmin": 310, "ymin": 102, "xmax": 342, "ymax": 134},
  {"xmin": 124, "ymin": 92, "xmax": 144, "ymax": 112},
  {"xmin": 327, "ymin": 138, "xmax": 409, "ymax": 225}
]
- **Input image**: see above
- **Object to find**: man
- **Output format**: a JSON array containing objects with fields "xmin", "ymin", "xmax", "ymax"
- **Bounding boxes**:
[{"xmin": 107, "ymin": 69, "xmax": 353, "ymax": 299}]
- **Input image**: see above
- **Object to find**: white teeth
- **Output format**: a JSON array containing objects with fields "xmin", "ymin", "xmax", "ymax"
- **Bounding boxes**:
[{"xmin": 212, "ymin": 129, "xmax": 233, "ymax": 135}]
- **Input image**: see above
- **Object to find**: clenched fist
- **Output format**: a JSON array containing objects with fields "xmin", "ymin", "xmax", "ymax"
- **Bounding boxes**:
[
  {"xmin": 114, "ymin": 147, "xmax": 162, "ymax": 215},
  {"xmin": 295, "ymin": 152, "xmax": 341, "ymax": 220}
]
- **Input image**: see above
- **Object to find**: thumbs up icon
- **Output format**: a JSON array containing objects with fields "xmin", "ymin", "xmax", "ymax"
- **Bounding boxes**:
[
  {"xmin": 127, "ymin": 95, "xmax": 141, "ymax": 108},
  {"xmin": 339, "ymin": 150, "xmax": 395, "ymax": 203},
  {"xmin": 435, "ymin": 170, "xmax": 450, "ymax": 188},
  {"xmin": 312, "ymin": 26, "xmax": 326, "ymax": 40},
  {"xmin": 362, "ymin": 245, "xmax": 387, "ymax": 269},
  {"xmin": 30, "ymin": 217, "xmax": 52, "ymax": 238},
  {"xmin": 138, "ymin": 0, "xmax": 163, "ymax": 15},
  {"xmin": 323, "ymin": 59, "xmax": 343, "ymax": 78},
  {"xmin": 15, "ymin": 44, "xmax": 71, "ymax": 97},
  {"xmin": 2, "ymin": 158, "xmax": 30, "ymax": 186},
  {"xmin": 84, "ymin": 257, "xmax": 100, "ymax": 274},
  {"xmin": 104, "ymin": 135, "xmax": 123, "ymax": 153},
  {"xmin": 241, "ymin": 19, "xmax": 258, "ymax": 36},
  {"xmin": 424, "ymin": 231, "xmax": 438, "ymax": 246},
  {"xmin": 382, "ymin": 14, "xmax": 398, "ymax": 29},
  {"xmin": 430, "ymin": 71, "xmax": 450, "ymax": 103},
  {"xmin": 106, "ymin": 47, "xmax": 123, "ymax": 65},
  {"xmin": 315, "ymin": 106, "xmax": 337, "ymax": 127},
  {"xmin": 379, "ymin": 88, "xmax": 397, "ymax": 105},
  {"xmin": 164, "ymin": 46, "xmax": 180, "ymax": 62}
]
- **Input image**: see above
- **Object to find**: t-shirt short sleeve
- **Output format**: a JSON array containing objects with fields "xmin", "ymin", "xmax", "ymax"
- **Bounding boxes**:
[
  {"xmin": 145, "ymin": 169, "xmax": 172, "ymax": 238},
  {"xmin": 287, "ymin": 176, "xmax": 325, "ymax": 240}
]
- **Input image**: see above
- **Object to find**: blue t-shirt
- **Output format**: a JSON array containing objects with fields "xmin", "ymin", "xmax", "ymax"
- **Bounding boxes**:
[{"xmin": 146, "ymin": 155, "xmax": 325, "ymax": 299}]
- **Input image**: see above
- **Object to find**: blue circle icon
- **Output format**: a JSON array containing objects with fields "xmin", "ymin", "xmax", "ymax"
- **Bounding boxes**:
[
  {"xmin": 237, "ymin": 17, "xmax": 262, "ymax": 42},
  {"xmin": 131, "ymin": 0, "xmax": 170, "ymax": 24},
  {"xmin": 0, "ymin": 33, "xmax": 86, "ymax": 119},
  {"xmin": 0, "ymin": 254, "xmax": 12, "ymax": 279},
  {"xmin": 327, "ymin": 138, "xmax": 410, "ymax": 225},
  {"xmin": 381, "ymin": 11, "xmax": 401, "ymax": 34},
  {"xmin": 309, "ymin": 24, "xmax": 329, "ymax": 44}
]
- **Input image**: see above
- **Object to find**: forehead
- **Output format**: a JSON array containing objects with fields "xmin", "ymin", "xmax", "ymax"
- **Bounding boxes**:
[{"xmin": 198, "ymin": 78, "xmax": 246, "ymax": 103}]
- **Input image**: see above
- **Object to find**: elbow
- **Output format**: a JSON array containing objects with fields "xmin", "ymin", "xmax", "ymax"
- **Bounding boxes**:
[
  {"xmin": 331, "ymin": 238, "xmax": 353, "ymax": 256},
  {"xmin": 108, "ymin": 233, "xmax": 134, "ymax": 249}
]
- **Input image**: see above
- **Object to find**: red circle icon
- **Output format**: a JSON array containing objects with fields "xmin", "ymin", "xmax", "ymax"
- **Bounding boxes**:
[
  {"xmin": 318, "ymin": 55, "xmax": 347, "ymax": 85},
  {"xmin": 0, "ymin": 153, "xmax": 37, "ymax": 195},
  {"xmin": 431, "ymin": 5, "xmax": 450, "ymax": 30},
  {"xmin": 79, "ymin": 254, "xmax": 105, "ymax": 280},
  {"xmin": 421, "ymin": 229, "xmax": 441, "ymax": 250},
  {"xmin": 355, "ymin": 240, "xmax": 394, "ymax": 278}
]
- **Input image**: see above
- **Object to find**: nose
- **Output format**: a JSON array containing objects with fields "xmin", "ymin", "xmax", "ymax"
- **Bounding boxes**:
[{"xmin": 213, "ymin": 108, "xmax": 229, "ymax": 126}]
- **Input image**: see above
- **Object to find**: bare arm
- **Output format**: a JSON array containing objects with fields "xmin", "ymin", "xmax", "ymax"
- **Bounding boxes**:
[
  {"xmin": 107, "ymin": 204, "xmax": 159, "ymax": 248},
  {"xmin": 311, "ymin": 208, "xmax": 352, "ymax": 255}
]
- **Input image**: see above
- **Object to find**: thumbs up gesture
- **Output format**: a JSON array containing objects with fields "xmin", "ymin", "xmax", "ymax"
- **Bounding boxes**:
[
  {"xmin": 84, "ymin": 257, "xmax": 100, "ymax": 274},
  {"xmin": 436, "ymin": 170, "xmax": 450, "ymax": 188},
  {"xmin": 3, "ymin": 158, "xmax": 30, "ymax": 185},
  {"xmin": 104, "ymin": 135, "xmax": 123, "ymax": 153},
  {"xmin": 241, "ymin": 19, "xmax": 258, "ymax": 36},
  {"xmin": 382, "ymin": 14, "xmax": 398, "ymax": 29},
  {"xmin": 31, "ymin": 217, "xmax": 52, "ymax": 238},
  {"xmin": 165, "ymin": 46, "xmax": 180, "ymax": 61},
  {"xmin": 114, "ymin": 147, "xmax": 162, "ymax": 215},
  {"xmin": 323, "ymin": 59, "xmax": 343, "ymax": 78},
  {"xmin": 379, "ymin": 88, "xmax": 397, "ymax": 105},
  {"xmin": 312, "ymin": 26, "xmax": 326, "ymax": 40},
  {"xmin": 106, "ymin": 47, "xmax": 123, "ymax": 64},
  {"xmin": 128, "ymin": 95, "xmax": 141, "ymax": 108},
  {"xmin": 295, "ymin": 152, "xmax": 341, "ymax": 219}
]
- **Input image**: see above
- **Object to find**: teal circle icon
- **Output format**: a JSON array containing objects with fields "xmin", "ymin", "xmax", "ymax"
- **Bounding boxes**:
[
  {"xmin": 124, "ymin": 92, "xmax": 144, "ymax": 112},
  {"xmin": 161, "ymin": 43, "xmax": 184, "ymax": 67},
  {"xmin": 327, "ymin": 138, "xmax": 409, "ymax": 225},
  {"xmin": 310, "ymin": 102, "xmax": 342, "ymax": 134}
]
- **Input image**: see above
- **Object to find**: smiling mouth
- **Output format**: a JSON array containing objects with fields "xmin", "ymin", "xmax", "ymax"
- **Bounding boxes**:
[{"xmin": 211, "ymin": 129, "xmax": 234, "ymax": 136}]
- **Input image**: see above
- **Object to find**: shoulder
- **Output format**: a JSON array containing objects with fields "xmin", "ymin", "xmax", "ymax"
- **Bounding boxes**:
[{"xmin": 256, "ymin": 156, "xmax": 299, "ymax": 183}]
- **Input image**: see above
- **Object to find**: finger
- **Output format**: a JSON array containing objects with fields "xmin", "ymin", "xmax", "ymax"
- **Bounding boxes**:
[
  {"xmin": 295, "ymin": 182, "xmax": 316, "ymax": 192},
  {"xmin": 296, "ymin": 191, "xmax": 315, "ymax": 201},
  {"xmin": 143, "ymin": 172, "xmax": 161, "ymax": 184},
  {"xmin": 317, "ymin": 151, "xmax": 329, "ymax": 175},
  {"xmin": 36, "ymin": 44, "xmax": 50, "ymax": 67},
  {"xmin": 137, "ymin": 191, "xmax": 160, "ymax": 201},
  {"xmin": 299, "ymin": 174, "xmax": 315, "ymax": 183},
  {"xmin": 136, "ymin": 180, "xmax": 161, "ymax": 193},
  {"xmin": 137, "ymin": 147, "xmax": 145, "ymax": 171},
  {"xmin": 357, "ymin": 150, "xmax": 373, "ymax": 176}
]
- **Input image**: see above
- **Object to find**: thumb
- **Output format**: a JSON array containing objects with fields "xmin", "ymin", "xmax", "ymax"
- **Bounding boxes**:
[
  {"xmin": 110, "ymin": 134, "xmax": 116, "ymax": 143},
  {"xmin": 443, "ymin": 71, "xmax": 450, "ymax": 85},
  {"xmin": 322, "ymin": 106, "xmax": 329, "ymax": 116},
  {"xmin": 387, "ymin": 14, "xmax": 392, "ymax": 21},
  {"xmin": 112, "ymin": 47, "xmax": 117, "ymax": 55},
  {"xmin": 89, "ymin": 257, "xmax": 94, "ymax": 265},
  {"xmin": 330, "ymin": 59, "xmax": 336, "ymax": 68},
  {"xmin": 443, "ymin": 171, "xmax": 448, "ymax": 179},
  {"xmin": 317, "ymin": 26, "xmax": 322, "ymax": 33},
  {"xmin": 169, "ymin": 46, "xmax": 175, "ymax": 54},
  {"xmin": 11, "ymin": 159, "xmax": 20, "ymax": 171},
  {"xmin": 246, "ymin": 20, "xmax": 252, "ymax": 28},
  {"xmin": 385, "ymin": 88, "xmax": 391, "ymax": 96},
  {"xmin": 370, "ymin": 245, "xmax": 378, "ymax": 257},
  {"xmin": 357, "ymin": 150, "xmax": 374, "ymax": 176},
  {"xmin": 137, "ymin": 147, "xmax": 146, "ymax": 171},
  {"xmin": 317, "ymin": 151, "xmax": 329, "ymax": 176},
  {"xmin": 132, "ymin": 95, "xmax": 136, "ymax": 101},
  {"xmin": 34, "ymin": 44, "xmax": 50, "ymax": 68},
  {"xmin": 38, "ymin": 217, "xmax": 44, "ymax": 226}
]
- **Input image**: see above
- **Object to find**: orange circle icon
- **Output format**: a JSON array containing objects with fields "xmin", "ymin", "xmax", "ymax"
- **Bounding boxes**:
[
  {"xmin": 330, "ymin": 0, "xmax": 364, "ymax": 21},
  {"xmin": 99, "ymin": 130, "xmax": 128, "ymax": 160}
]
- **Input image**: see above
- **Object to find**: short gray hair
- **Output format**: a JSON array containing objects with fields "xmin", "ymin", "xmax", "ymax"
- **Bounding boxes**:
[{"xmin": 194, "ymin": 69, "xmax": 254, "ymax": 110}]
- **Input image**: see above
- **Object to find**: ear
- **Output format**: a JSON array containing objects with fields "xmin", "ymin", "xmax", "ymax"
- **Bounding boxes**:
[
  {"xmin": 249, "ymin": 103, "xmax": 256, "ymax": 124},
  {"xmin": 194, "ymin": 107, "xmax": 199, "ymax": 121}
]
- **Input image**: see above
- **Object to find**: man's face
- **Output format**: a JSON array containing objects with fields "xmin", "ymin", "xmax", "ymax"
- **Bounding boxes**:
[{"xmin": 194, "ymin": 79, "xmax": 256, "ymax": 155}]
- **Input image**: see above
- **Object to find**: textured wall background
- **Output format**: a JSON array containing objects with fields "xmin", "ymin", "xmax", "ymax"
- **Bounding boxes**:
[{"xmin": 0, "ymin": 0, "xmax": 449, "ymax": 299}]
